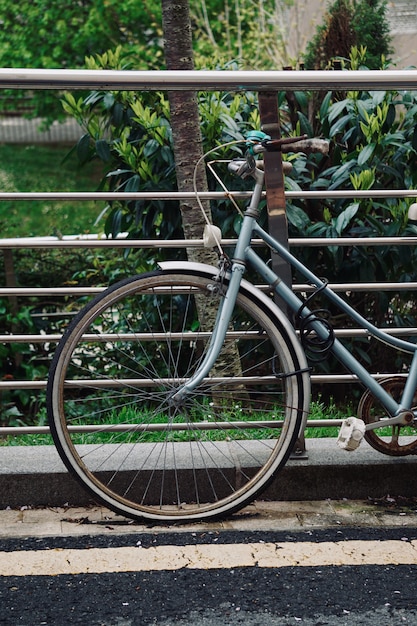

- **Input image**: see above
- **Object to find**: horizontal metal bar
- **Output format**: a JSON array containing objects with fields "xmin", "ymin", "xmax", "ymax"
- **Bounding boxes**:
[
  {"xmin": 0, "ymin": 423, "xmax": 284, "ymax": 436},
  {"xmin": 0, "ymin": 334, "xmax": 62, "ymax": 343},
  {"xmin": 1, "ymin": 326, "xmax": 416, "ymax": 344},
  {"xmin": 0, "ymin": 426, "xmax": 50, "ymax": 436},
  {"xmin": 0, "ymin": 191, "xmax": 252, "ymax": 201},
  {"xmin": 296, "ymin": 282, "xmax": 417, "ymax": 292},
  {"xmin": 0, "ymin": 373, "xmax": 404, "ymax": 391},
  {"xmin": 1, "ymin": 236, "xmax": 417, "ymax": 249},
  {"xmin": 311, "ymin": 373, "xmax": 405, "ymax": 383},
  {"xmin": 0, "ymin": 330, "xmax": 259, "ymax": 343},
  {"xmin": 333, "ymin": 328, "xmax": 417, "ymax": 337},
  {"xmin": 0, "ymin": 417, "xmax": 345, "ymax": 437},
  {"xmin": 0, "ymin": 237, "xmax": 243, "ymax": 249},
  {"xmin": 287, "ymin": 190, "xmax": 417, "ymax": 199},
  {"xmin": 0, "ymin": 68, "xmax": 417, "ymax": 91},
  {"xmin": 1, "ymin": 280, "xmax": 416, "ymax": 297},
  {"xmin": 0, "ymin": 380, "xmax": 46, "ymax": 390},
  {"xmin": 0, "ymin": 287, "xmax": 104, "ymax": 295},
  {"xmin": 0, "ymin": 189, "xmax": 416, "ymax": 202},
  {"xmin": 293, "ymin": 237, "xmax": 417, "ymax": 247}
]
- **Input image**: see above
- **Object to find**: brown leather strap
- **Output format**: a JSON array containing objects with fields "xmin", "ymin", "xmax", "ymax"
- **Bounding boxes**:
[{"xmin": 258, "ymin": 92, "xmax": 292, "ymax": 292}]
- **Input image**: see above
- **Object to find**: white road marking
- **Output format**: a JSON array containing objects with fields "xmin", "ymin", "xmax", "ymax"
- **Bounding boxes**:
[{"xmin": 2, "ymin": 539, "xmax": 417, "ymax": 576}]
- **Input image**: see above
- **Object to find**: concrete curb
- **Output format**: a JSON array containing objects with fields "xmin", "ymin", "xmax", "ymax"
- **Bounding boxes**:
[{"xmin": 1, "ymin": 439, "xmax": 416, "ymax": 509}]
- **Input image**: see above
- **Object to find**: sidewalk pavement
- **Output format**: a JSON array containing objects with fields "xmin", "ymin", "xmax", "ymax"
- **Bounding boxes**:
[
  {"xmin": 1, "ymin": 437, "xmax": 417, "ymax": 538},
  {"xmin": 1, "ymin": 438, "xmax": 417, "ymax": 508},
  {"xmin": 2, "ymin": 498, "xmax": 417, "ymax": 540}
]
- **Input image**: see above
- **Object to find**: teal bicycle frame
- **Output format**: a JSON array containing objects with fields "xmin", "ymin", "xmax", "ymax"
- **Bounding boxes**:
[{"xmin": 173, "ymin": 161, "xmax": 417, "ymax": 430}]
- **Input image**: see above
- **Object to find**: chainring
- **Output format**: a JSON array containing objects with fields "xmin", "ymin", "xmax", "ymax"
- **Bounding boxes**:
[{"xmin": 358, "ymin": 376, "xmax": 417, "ymax": 456}]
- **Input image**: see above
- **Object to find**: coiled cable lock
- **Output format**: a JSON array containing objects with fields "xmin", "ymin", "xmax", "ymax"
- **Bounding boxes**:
[{"xmin": 295, "ymin": 280, "xmax": 335, "ymax": 362}]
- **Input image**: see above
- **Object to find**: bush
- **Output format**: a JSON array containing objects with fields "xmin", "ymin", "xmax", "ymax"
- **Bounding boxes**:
[
  {"xmin": 5, "ymin": 45, "xmax": 417, "ymax": 426},
  {"xmin": 62, "ymin": 48, "xmax": 417, "ymax": 322},
  {"xmin": 303, "ymin": 0, "xmax": 393, "ymax": 70},
  {"xmin": 61, "ymin": 51, "xmax": 262, "ymax": 250},
  {"xmin": 280, "ymin": 51, "xmax": 417, "ymax": 383}
]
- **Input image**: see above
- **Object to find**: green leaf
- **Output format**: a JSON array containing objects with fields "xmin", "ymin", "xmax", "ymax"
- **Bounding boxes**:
[
  {"xmin": 103, "ymin": 93, "xmax": 115, "ymax": 110},
  {"xmin": 84, "ymin": 91, "xmax": 103, "ymax": 108},
  {"xmin": 329, "ymin": 114, "xmax": 351, "ymax": 137},
  {"xmin": 327, "ymin": 99, "xmax": 349, "ymax": 123},
  {"xmin": 111, "ymin": 102, "xmax": 124, "ymax": 127},
  {"xmin": 294, "ymin": 91, "xmax": 308, "ymax": 109},
  {"xmin": 335, "ymin": 203, "xmax": 359, "ymax": 235},
  {"xmin": 319, "ymin": 91, "xmax": 333, "ymax": 119},
  {"xmin": 329, "ymin": 161, "xmax": 355, "ymax": 189},
  {"xmin": 380, "ymin": 132, "xmax": 407, "ymax": 146},
  {"xmin": 297, "ymin": 112, "xmax": 313, "ymax": 136},
  {"xmin": 356, "ymin": 99, "xmax": 372, "ymax": 121},
  {"xmin": 357, "ymin": 143, "xmax": 375, "ymax": 166},
  {"xmin": 412, "ymin": 126, "xmax": 417, "ymax": 151},
  {"xmin": 144, "ymin": 139, "xmax": 159, "ymax": 158},
  {"xmin": 370, "ymin": 91, "xmax": 386, "ymax": 106},
  {"xmin": 95, "ymin": 139, "xmax": 111, "ymax": 162},
  {"xmin": 385, "ymin": 103, "xmax": 396, "ymax": 129},
  {"xmin": 125, "ymin": 175, "xmax": 141, "ymax": 192},
  {"xmin": 287, "ymin": 204, "xmax": 310, "ymax": 230},
  {"xmin": 76, "ymin": 133, "xmax": 92, "ymax": 164},
  {"xmin": 160, "ymin": 145, "xmax": 174, "ymax": 165},
  {"xmin": 110, "ymin": 208, "xmax": 122, "ymax": 239}
]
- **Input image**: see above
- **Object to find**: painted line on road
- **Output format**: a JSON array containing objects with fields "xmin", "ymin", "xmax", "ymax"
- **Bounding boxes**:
[{"xmin": 2, "ymin": 539, "xmax": 417, "ymax": 576}]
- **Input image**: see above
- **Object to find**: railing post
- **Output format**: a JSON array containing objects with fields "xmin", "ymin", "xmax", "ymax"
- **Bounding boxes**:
[{"xmin": 258, "ymin": 91, "xmax": 307, "ymax": 458}]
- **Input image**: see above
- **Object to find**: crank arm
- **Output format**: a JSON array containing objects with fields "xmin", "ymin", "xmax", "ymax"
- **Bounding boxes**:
[
  {"xmin": 365, "ymin": 411, "xmax": 415, "ymax": 432},
  {"xmin": 338, "ymin": 411, "xmax": 415, "ymax": 452}
]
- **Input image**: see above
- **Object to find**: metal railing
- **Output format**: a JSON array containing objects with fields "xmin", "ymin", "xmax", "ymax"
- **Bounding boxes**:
[
  {"xmin": 1, "ymin": 68, "xmax": 417, "ymax": 438},
  {"xmin": 1, "ymin": 67, "xmax": 417, "ymax": 90},
  {"xmin": 2, "ymin": 225, "xmax": 417, "ymax": 437}
]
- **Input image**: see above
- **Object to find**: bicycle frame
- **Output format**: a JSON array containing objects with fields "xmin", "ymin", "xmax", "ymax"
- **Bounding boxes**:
[
  {"xmin": 247, "ymin": 225, "xmax": 417, "ymax": 422},
  {"xmin": 173, "ymin": 162, "xmax": 417, "ymax": 428}
]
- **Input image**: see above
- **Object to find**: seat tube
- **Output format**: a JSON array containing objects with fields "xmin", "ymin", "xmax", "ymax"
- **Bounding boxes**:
[{"xmin": 400, "ymin": 350, "xmax": 417, "ymax": 410}]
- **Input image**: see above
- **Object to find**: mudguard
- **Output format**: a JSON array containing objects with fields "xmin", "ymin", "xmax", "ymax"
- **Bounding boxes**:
[{"xmin": 158, "ymin": 260, "xmax": 311, "ymax": 429}]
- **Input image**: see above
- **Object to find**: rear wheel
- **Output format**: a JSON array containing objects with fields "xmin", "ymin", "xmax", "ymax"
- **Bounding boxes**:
[{"xmin": 47, "ymin": 269, "xmax": 306, "ymax": 522}]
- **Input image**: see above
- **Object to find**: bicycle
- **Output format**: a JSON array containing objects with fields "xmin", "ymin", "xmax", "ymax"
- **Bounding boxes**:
[{"xmin": 47, "ymin": 131, "xmax": 417, "ymax": 523}]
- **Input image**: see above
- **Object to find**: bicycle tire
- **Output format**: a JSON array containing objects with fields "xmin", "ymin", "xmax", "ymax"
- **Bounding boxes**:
[{"xmin": 47, "ymin": 268, "xmax": 307, "ymax": 522}]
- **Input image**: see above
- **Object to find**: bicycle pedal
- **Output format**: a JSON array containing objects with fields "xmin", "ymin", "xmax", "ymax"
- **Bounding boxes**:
[{"xmin": 337, "ymin": 417, "xmax": 366, "ymax": 451}]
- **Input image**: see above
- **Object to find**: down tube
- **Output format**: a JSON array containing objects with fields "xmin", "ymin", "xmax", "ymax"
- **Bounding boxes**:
[
  {"xmin": 244, "ymin": 246, "xmax": 400, "ymax": 416},
  {"xmin": 255, "ymin": 224, "xmax": 417, "ymax": 354}
]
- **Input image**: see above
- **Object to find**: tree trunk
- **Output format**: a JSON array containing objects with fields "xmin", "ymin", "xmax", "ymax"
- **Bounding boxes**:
[
  {"xmin": 161, "ymin": 0, "xmax": 247, "ymax": 397},
  {"xmin": 161, "ymin": 0, "xmax": 218, "ymax": 266}
]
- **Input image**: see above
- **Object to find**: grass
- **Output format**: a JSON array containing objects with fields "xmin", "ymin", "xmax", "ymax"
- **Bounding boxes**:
[
  {"xmin": 0, "ymin": 143, "xmax": 107, "ymax": 237},
  {"xmin": 1, "ymin": 399, "xmax": 352, "ymax": 446},
  {"xmin": 306, "ymin": 397, "xmax": 352, "ymax": 438}
]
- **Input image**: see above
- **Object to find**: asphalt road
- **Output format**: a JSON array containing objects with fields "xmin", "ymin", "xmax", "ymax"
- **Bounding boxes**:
[{"xmin": 2, "ymin": 524, "xmax": 417, "ymax": 625}]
